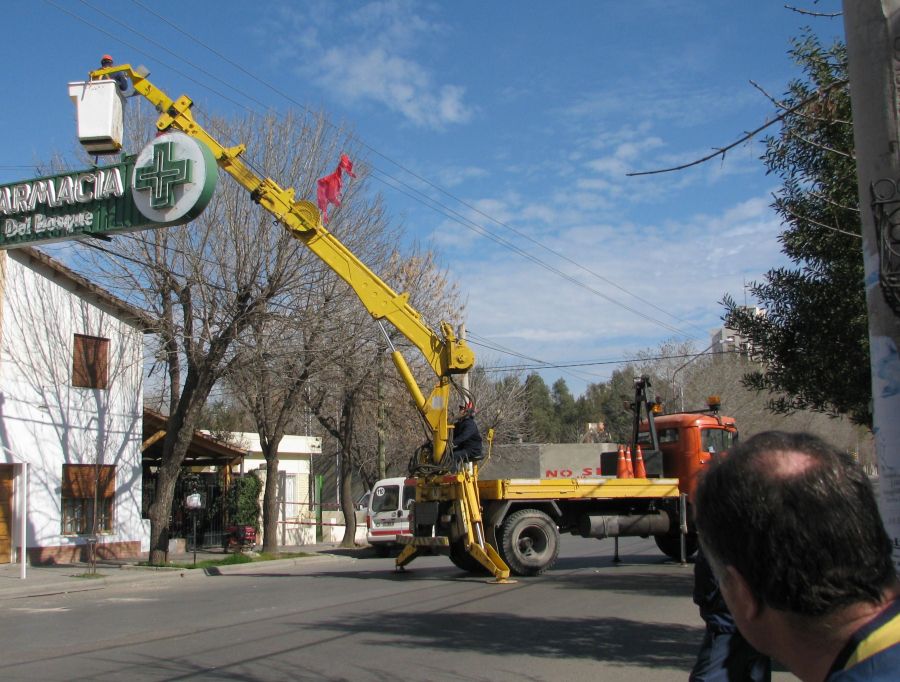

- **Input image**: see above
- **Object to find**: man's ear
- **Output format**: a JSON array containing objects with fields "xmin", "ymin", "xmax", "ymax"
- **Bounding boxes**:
[{"xmin": 722, "ymin": 565, "xmax": 762, "ymax": 621}]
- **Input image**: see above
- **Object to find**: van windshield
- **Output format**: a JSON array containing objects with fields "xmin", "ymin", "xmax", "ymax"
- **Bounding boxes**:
[
  {"xmin": 403, "ymin": 484, "xmax": 416, "ymax": 508},
  {"xmin": 372, "ymin": 484, "xmax": 400, "ymax": 512}
]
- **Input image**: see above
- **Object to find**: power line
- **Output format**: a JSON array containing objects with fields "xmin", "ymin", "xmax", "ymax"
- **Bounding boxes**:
[
  {"xmin": 92, "ymin": 234, "xmax": 588, "ymax": 379},
  {"xmin": 64, "ymin": 0, "xmax": 704, "ymax": 341},
  {"xmin": 481, "ymin": 349, "xmax": 740, "ymax": 373},
  {"xmin": 42, "ymin": 0, "xmax": 723, "ymax": 387}
]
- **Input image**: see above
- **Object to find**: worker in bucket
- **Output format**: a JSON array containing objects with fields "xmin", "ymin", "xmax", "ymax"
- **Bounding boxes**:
[{"xmin": 100, "ymin": 54, "xmax": 129, "ymax": 92}]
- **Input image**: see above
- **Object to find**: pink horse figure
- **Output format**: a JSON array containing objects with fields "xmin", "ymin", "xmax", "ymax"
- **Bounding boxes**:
[{"xmin": 316, "ymin": 154, "xmax": 356, "ymax": 224}]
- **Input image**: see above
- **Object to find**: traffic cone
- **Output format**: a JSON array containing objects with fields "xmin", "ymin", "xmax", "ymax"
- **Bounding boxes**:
[
  {"xmin": 634, "ymin": 445, "xmax": 647, "ymax": 478},
  {"xmin": 616, "ymin": 445, "xmax": 628, "ymax": 478},
  {"xmin": 625, "ymin": 446, "xmax": 634, "ymax": 478}
]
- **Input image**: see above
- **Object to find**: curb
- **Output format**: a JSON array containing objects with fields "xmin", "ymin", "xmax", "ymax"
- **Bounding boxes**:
[{"xmin": 0, "ymin": 550, "xmax": 362, "ymax": 600}]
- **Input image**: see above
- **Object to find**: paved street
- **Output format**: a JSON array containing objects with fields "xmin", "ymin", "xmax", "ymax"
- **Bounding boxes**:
[{"xmin": 0, "ymin": 537, "xmax": 797, "ymax": 681}]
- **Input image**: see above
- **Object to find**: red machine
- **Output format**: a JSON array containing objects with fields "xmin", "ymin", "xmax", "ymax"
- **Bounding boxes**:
[{"xmin": 223, "ymin": 525, "xmax": 257, "ymax": 552}]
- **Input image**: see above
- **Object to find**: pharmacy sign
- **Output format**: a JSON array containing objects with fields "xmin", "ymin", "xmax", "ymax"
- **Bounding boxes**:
[{"xmin": 0, "ymin": 132, "xmax": 216, "ymax": 249}]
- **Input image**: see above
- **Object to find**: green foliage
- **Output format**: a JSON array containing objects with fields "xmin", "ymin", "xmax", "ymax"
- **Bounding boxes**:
[
  {"xmin": 521, "ymin": 368, "xmax": 648, "ymax": 443},
  {"xmin": 524, "ymin": 373, "xmax": 557, "ymax": 441},
  {"xmin": 596, "ymin": 368, "xmax": 644, "ymax": 442},
  {"xmin": 723, "ymin": 32, "xmax": 871, "ymax": 427},
  {"xmin": 225, "ymin": 473, "xmax": 262, "ymax": 530},
  {"xmin": 551, "ymin": 378, "xmax": 579, "ymax": 441}
]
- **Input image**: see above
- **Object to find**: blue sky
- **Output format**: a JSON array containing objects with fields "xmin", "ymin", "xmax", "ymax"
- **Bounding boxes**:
[{"xmin": 3, "ymin": 1, "xmax": 846, "ymax": 396}]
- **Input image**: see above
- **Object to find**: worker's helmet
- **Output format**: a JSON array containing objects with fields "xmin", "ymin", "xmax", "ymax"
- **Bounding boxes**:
[
  {"xmin": 101, "ymin": 54, "xmax": 114, "ymax": 65},
  {"xmin": 458, "ymin": 401, "xmax": 476, "ymax": 416}
]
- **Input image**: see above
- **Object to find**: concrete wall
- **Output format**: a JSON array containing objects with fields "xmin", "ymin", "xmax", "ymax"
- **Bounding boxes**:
[
  {"xmin": 480, "ymin": 443, "xmax": 622, "ymax": 480},
  {"xmin": 320, "ymin": 510, "xmax": 367, "ymax": 544}
]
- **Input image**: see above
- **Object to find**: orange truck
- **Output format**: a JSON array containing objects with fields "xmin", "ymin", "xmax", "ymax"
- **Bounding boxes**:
[{"xmin": 643, "ymin": 401, "xmax": 738, "ymax": 503}]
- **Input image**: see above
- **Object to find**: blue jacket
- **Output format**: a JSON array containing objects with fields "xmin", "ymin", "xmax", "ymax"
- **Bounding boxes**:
[
  {"xmin": 452, "ymin": 415, "xmax": 482, "ymax": 460},
  {"xmin": 693, "ymin": 549, "xmax": 737, "ymax": 634},
  {"xmin": 826, "ymin": 598, "xmax": 900, "ymax": 681}
]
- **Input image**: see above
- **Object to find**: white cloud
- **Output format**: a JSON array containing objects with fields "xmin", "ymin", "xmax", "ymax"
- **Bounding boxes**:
[
  {"xmin": 446, "ymin": 190, "xmax": 787, "ymax": 395},
  {"xmin": 436, "ymin": 165, "xmax": 488, "ymax": 188},
  {"xmin": 266, "ymin": 1, "xmax": 472, "ymax": 129}
]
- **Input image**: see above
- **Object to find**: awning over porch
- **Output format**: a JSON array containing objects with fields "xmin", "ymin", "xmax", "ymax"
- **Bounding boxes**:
[{"xmin": 142, "ymin": 408, "xmax": 246, "ymax": 468}]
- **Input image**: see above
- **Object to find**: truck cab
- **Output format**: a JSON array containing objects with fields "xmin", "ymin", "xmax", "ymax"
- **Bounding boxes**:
[
  {"xmin": 642, "ymin": 411, "xmax": 738, "ymax": 501},
  {"xmin": 366, "ymin": 477, "xmax": 417, "ymax": 557}
]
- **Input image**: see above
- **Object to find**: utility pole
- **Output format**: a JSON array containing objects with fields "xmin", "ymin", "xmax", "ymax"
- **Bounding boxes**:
[
  {"xmin": 459, "ymin": 324, "xmax": 470, "ymax": 394},
  {"xmin": 843, "ymin": 1, "xmax": 900, "ymax": 569}
]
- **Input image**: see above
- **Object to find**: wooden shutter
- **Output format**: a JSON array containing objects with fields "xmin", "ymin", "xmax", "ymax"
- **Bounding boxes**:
[
  {"xmin": 73, "ymin": 334, "xmax": 109, "ymax": 389},
  {"xmin": 62, "ymin": 464, "xmax": 115, "ymax": 498}
]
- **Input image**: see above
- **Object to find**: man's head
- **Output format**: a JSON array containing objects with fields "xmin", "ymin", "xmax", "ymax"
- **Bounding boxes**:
[
  {"xmin": 696, "ymin": 430, "xmax": 894, "ymax": 627},
  {"xmin": 101, "ymin": 54, "xmax": 114, "ymax": 67},
  {"xmin": 457, "ymin": 401, "xmax": 474, "ymax": 418}
]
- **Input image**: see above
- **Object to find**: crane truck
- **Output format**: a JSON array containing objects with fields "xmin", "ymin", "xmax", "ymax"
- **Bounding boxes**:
[
  {"xmin": 369, "ymin": 376, "xmax": 738, "ymax": 576},
  {"xmin": 73, "ymin": 63, "xmax": 732, "ymax": 580}
]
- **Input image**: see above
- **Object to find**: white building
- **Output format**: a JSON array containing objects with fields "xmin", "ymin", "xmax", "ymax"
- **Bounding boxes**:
[
  {"xmin": 712, "ymin": 305, "xmax": 765, "ymax": 357},
  {"xmin": 234, "ymin": 432, "xmax": 323, "ymax": 546},
  {"xmin": 0, "ymin": 247, "xmax": 149, "ymax": 564}
]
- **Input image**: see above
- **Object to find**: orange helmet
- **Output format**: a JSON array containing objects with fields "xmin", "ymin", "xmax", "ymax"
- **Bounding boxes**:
[{"xmin": 101, "ymin": 54, "xmax": 114, "ymax": 65}]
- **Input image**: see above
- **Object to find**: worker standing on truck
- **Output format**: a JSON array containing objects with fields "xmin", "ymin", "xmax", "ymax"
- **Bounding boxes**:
[
  {"xmin": 451, "ymin": 401, "xmax": 482, "ymax": 467},
  {"xmin": 695, "ymin": 431, "xmax": 900, "ymax": 682},
  {"xmin": 690, "ymin": 547, "xmax": 770, "ymax": 681}
]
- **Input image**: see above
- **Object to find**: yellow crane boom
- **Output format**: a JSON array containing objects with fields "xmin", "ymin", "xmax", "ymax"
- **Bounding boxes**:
[
  {"xmin": 92, "ymin": 64, "xmax": 473, "ymax": 464},
  {"xmin": 89, "ymin": 63, "xmax": 509, "ymax": 580}
]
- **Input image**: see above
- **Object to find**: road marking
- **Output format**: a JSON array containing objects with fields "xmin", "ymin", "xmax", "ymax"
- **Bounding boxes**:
[{"xmin": 10, "ymin": 607, "xmax": 70, "ymax": 613}]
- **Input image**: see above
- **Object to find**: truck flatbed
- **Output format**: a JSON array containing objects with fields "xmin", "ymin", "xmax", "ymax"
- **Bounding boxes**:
[{"xmin": 477, "ymin": 477, "xmax": 681, "ymax": 501}]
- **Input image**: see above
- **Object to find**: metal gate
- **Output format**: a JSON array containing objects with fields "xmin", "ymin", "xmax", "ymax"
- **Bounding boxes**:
[{"xmin": 143, "ymin": 471, "xmax": 227, "ymax": 549}]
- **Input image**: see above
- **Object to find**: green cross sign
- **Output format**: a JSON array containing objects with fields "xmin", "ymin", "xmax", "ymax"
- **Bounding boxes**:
[
  {"xmin": 1, "ymin": 132, "xmax": 216, "ymax": 249},
  {"xmin": 133, "ymin": 141, "xmax": 192, "ymax": 209}
]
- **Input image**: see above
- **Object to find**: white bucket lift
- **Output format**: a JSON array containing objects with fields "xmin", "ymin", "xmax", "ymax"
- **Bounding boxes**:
[{"xmin": 69, "ymin": 80, "xmax": 124, "ymax": 154}]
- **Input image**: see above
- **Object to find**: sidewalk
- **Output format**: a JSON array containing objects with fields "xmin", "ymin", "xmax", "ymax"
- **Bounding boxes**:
[{"xmin": 0, "ymin": 544, "xmax": 372, "ymax": 600}]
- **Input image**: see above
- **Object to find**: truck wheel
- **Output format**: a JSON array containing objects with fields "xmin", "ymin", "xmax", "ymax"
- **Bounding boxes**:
[
  {"xmin": 449, "ymin": 540, "xmax": 489, "ymax": 574},
  {"xmin": 499, "ymin": 509, "xmax": 560, "ymax": 576},
  {"xmin": 654, "ymin": 533, "xmax": 698, "ymax": 561}
]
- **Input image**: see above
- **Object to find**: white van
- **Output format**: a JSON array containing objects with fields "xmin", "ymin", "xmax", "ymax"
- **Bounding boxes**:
[{"xmin": 366, "ymin": 477, "xmax": 416, "ymax": 556}]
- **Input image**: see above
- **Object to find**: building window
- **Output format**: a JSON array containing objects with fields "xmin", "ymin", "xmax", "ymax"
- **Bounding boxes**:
[
  {"xmin": 61, "ymin": 464, "xmax": 115, "ymax": 535},
  {"xmin": 73, "ymin": 334, "xmax": 109, "ymax": 389}
]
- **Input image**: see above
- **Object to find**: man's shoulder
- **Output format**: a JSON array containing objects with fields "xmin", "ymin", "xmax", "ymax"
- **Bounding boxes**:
[
  {"xmin": 827, "ymin": 641, "xmax": 900, "ymax": 681},
  {"xmin": 827, "ymin": 600, "xmax": 900, "ymax": 681}
]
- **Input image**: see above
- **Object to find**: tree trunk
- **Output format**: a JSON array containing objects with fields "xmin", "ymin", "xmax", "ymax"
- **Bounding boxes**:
[
  {"xmin": 148, "ymin": 457, "xmax": 181, "ymax": 565},
  {"xmin": 147, "ymin": 396, "xmax": 206, "ymax": 565},
  {"xmin": 339, "ymin": 392, "xmax": 357, "ymax": 548},
  {"xmin": 262, "ymin": 449, "xmax": 280, "ymax": 554},
  {"xmin": 339, "ymin": 446, "xmax": 356, "ymax": 547}
]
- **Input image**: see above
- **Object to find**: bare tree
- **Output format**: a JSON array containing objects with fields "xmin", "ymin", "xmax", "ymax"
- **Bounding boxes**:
[
  {"xmin": 298, "ymin": 239, "xmax": 465, "ymax": 546},
  {"xmin": 224, "ymin": 269, "xmax": 343, "ymax": 552},
  {"xmin": 465, "ymin": 365, "xmax": 529, "ymax": 446},
  {"xmin": 77, "ymin": 105, "xmax": 354, "ymax": 564},
  {"xmin": 636, "ymin": 341, "xmax": 874, "ymax": 466}
]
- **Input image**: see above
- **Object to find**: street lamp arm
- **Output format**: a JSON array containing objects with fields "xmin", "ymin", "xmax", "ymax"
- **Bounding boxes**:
[{"xmin": 671, "ymin": 338, "xmax": 733, "ymax": 412}]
